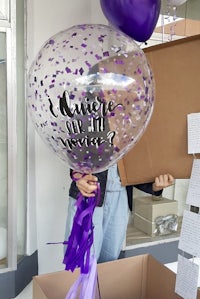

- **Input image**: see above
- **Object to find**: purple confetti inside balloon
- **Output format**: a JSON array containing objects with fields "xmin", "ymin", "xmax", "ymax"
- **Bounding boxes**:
[{"xmin": 28, "ymin": 23, "xmax": 155, "ymax": 174}]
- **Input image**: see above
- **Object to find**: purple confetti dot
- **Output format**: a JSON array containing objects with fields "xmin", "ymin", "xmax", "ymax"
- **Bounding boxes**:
[
  {"xmin": 117, "ymin": 105, "xmax": 124, "ymax": 111},
  {"xmin": 49, "ymin": 39, "xmax": 55, "ymax": 45},
  {"xmin": 69, "ymin": 94, "xmax": 75, "ymax": 99},
  {"xmin": 79, "ymin": 68, "xmax": 84, "ymax": 75},
  {"xmin": 95, "ymin": 54, "xmax": 102, "ymax": 60},
  {"xmin": 85, "ymin": 61, "xmax": 91, "ymax": 68},
  {"xmin": 115, "ymin": 59, "xmax": 124, "ymax": 65},
  {"xmin": 73, "ymin": 69, "xmax": 78, "ymax": 75},
  {"xmin": 65, "ymin": 67, "xmax": 71, "ymax": 73},
  {"xmin": 135, "ymin": 105, "xmax": 141, "ymax": 111},
  {"xmin": 114, "ymin": 147, "xmax": 120, "ymax": 152},
  {"xmin": 103, "ymin": 51, "xmax": 109, "ymax": 57}
]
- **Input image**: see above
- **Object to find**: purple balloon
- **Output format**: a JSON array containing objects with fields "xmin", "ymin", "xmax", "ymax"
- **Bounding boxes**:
[{"xmin": 100, "ymin": 0, "xmax": 161, "ymax": 42}]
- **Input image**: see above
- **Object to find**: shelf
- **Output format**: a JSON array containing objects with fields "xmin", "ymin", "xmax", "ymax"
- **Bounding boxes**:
[{"xmin": 126, "ymin": 214, "xmax": 182, "ymax": 248}]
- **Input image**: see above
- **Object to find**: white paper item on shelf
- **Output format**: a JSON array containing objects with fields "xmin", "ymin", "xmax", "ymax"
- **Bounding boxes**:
[
  {"xmin": 186, "ymin": 159, "xmax": 200, "ymax": 207},
  {"xmin": 187, "ymin": 113, "xmax": 200, "ymax": 154},
  {"xmin": 175, "ymin": 254, "xmax": 199, "ymax": 299},
  {"xmin": 178, "ymin": 210, "xmax": 200, "ymax": 257}
]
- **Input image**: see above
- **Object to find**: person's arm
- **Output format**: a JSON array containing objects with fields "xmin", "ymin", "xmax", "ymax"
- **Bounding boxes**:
[
  {"xmin": 127, "ymin": 182, "xmax": 157, "ymax": 212},
  {"xmin": 134, "ymin": 174, "xmax": 174, "ymax": 196},
  {"xmin": 127, "ymin": 174, "xmax": 174, "ymax": 211},
  {"xmin": 133, "ymin": 182, "xmax": 162, "ymax": 196}
]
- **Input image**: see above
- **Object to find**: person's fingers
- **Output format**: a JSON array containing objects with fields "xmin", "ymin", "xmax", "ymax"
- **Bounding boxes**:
[
  {"xmin": 168, "ymin": 174, "xmax": 174, "ymax": 184},
  {"xmin": 155, "ymin": 176, "xmax": 162, "ymax": 187},
  {"xmin": 154, "ymin": 174, "xmax": 174, "ymax": 189},
  {"xmin": 76, "ymin": 175, "xmax": 98, "ymax": 197},
  {"xmin": 162, "ymin": 174, "xmax": 174, "ymax": 187},
  {"xmin": 76, "ymin": 180, "xmax": 97, "ymax": 192},
  {"xmin": 163, "ymin": 174, "xmax": 170, "ymax": 186}
]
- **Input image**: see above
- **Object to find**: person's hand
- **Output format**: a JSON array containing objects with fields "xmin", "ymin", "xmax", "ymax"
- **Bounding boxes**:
[
  {"xmin": 74, "ymin": 173, "xmax": 98, "ymax": 197},
  {"xmin": 152, "ymin": 174, "xmax": 174, "ymax": 192}
]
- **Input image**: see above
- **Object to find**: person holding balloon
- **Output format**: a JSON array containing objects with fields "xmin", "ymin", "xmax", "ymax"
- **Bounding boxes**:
[
  {"xmin": 28, "ymin": 22, "xmax": 174, "ymax": 266},
  {"xmin": 65, "ymin": 167, "xmax": 174, "ymax": 263}
]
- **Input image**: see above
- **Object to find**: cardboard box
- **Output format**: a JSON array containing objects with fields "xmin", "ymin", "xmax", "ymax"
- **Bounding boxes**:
[
  {"xmin": 33, "ymin": 254, "xmax": 200, "ymax": 299},
  {"xmin": 118, "ymin": 34, "xmax": 200, "ymax": 185},
  {"xmin": 134, "ymin": 213, "xmax": 156, "ymax": 236},
  {"xmin": 134, "ymin": 196, "xmax": 178, "ymax": 236}
]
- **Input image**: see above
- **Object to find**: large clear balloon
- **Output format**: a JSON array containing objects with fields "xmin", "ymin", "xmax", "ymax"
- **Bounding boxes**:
[
  {"xmin": 100, "ymin": 0, "xmax": 161, "ymax": 42},
  {"xmin": 28, "ymin": 24, "xmax": 155, "ymax": 174}
]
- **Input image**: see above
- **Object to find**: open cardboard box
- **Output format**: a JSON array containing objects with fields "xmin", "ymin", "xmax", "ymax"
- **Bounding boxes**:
[{"xmin": 33, "ymin": 254, "xmax": 200, "ymax": 299}]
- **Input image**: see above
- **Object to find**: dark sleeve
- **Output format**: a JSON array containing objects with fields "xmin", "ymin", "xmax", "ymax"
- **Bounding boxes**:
[
  {"xmin": 134, "ymin": 182, "xmax": 163, "ymax": 197},
  {"xmin": 126, "ymin": 183, "xmax": 163, "ymax": 211}
]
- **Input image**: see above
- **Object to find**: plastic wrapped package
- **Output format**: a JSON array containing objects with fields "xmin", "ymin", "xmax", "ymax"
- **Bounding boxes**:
[{"xmin": 154, "ymin": 214, "xmax": 178, "ymax": 236}]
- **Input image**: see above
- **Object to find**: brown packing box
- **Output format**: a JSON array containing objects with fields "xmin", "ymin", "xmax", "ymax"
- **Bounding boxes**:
[
  {"xmin": 134, "ymin": 196, "xmax": 178, "ymax": 236},
  {"xmin": 33, "ymin": 254, "xmax": 200, "ymax": 299},
  {"xmin": 118, "ymin": 34, "xmax": 200, "ymax": 185}
]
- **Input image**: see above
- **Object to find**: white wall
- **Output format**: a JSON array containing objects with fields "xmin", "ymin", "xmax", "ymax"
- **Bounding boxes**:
[{"xmin": 26, "ymin": 0, "xmax": 107, "ymax": 274}]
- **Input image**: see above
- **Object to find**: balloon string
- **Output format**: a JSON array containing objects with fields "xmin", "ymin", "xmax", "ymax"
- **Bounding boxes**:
[
  {"xmin": 46, "ymin": 180, "xmax": 100, "ymax": 274},
  {"xmin": 65, "ymin": 254, "xmax": 100, "ymax": 299},
  {"xmin": 63, "ymin": 189, "xmax": 98, "ymax": 273}
]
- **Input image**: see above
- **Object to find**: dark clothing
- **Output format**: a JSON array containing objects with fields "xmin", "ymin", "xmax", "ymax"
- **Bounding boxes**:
[
  {"xmin": 69, "ymin": 168, "xmax": 162, "ymax": 208},
  {"xmin": 126, "ymin": 184, "xmax": 162, "ymax": 211}
]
